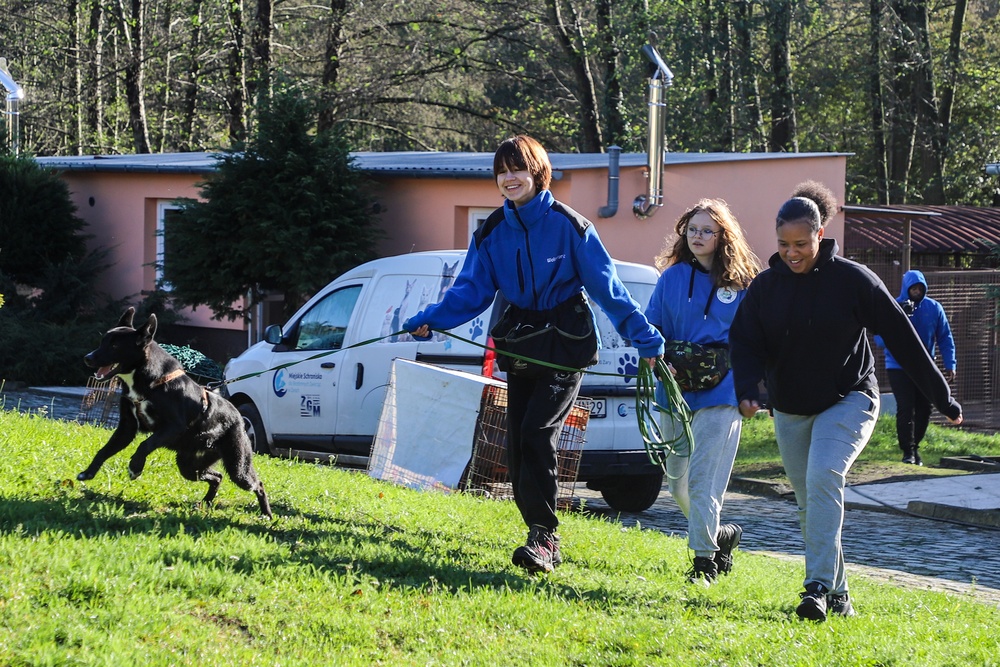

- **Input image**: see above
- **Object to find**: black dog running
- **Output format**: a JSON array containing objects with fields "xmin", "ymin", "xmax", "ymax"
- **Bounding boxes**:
[{"xmin": 79, "ymin": 307, "xmax": 272, "ymax": 518}]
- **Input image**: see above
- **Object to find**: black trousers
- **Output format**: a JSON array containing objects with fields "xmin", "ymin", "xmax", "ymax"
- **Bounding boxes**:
[
  {"xmin": 504, "ymin": 369, "xmax": 583, "ymax": 531},
  {"xmin": 887, "ymin": 368, "xmax": 932, "ymax": 452}
]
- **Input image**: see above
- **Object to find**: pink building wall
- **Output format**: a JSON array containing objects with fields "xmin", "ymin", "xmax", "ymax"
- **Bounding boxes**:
[
  {"xmin": 54, "ymin": 152, "xmax": 846, "ymax": 345},
  {"xmin": 58, "ymin": 171, "xmax": 242, "ymax": 331},
  {"xmin": 374, "ymin": 154, "xmax": 847, "ymax": 268}
]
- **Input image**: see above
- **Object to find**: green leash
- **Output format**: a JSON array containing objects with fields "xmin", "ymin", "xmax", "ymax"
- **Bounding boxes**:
[{"xmin": 635, "ymin": 358, "xmax": 695, "ymax": 474}]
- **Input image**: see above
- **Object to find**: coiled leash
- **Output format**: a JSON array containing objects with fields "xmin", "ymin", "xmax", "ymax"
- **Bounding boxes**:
[{"xmin": 211, "ymin": 327, "xmax": 694, "ymax": 470}]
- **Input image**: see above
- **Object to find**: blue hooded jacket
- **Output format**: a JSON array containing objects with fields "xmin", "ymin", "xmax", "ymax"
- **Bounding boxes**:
[
  {"xmin": 874, "ymin": 270, "xmax": 956, "ymax": 371},
  {"xmin": 403, "ymin": 189, "xmax": 664, "ymax": 358},
  {"xmin": 645, "ymin": 260, "xmax": 745, "ymax": 411}
]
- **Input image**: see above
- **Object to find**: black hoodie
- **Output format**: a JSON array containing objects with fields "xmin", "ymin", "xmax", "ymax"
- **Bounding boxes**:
[{"xmin": 729, "ymin": 238, "xmax": 961, "ymax": 419}]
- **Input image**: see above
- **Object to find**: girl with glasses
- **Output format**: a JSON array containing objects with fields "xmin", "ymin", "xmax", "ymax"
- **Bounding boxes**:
[{"xmin": 645, "ymin": 199, "xmax": 762, "ymax": 586}]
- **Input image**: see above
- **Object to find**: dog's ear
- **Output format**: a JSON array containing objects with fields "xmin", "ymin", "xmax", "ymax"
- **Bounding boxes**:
[
  {"xmin": 138, "ymin": 314, "xmax": 158, "ymax": 342},
  {"xmin": 119, "ymin": 307, "xmax": 136, "ymax": 329}
]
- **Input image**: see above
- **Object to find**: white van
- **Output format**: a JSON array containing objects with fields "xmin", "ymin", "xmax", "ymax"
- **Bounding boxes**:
[{"xmin": 222, "ymin": 250, "xmax": 665, "ymax": 512}]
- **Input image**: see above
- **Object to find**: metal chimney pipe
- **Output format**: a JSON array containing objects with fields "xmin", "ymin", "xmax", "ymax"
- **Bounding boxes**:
[
  {"xmin": 0, "ymin": 58, "xmax": 24, "ymax": 157},
  {"xmin": 633, "ymin": 44, "xmax": 674, "ymax": 219},
  {"xmin": 597, "ymin": 146, "xmax": 621, "ymax": 218}
]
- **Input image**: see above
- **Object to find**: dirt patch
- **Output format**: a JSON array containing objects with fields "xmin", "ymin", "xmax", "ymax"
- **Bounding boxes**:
[{"xmin": 732, "ymin": 460, "xmax": 967, "ymax": 487}]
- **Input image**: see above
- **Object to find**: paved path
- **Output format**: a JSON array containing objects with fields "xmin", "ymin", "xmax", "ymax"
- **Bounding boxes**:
[
  {"xmin": 576, "ymin": 486, "xmax": 1000, "ymax": 605},
  {"xmin": 5, "ymin": 387, "xmax": 1000, "ymax": 605}
]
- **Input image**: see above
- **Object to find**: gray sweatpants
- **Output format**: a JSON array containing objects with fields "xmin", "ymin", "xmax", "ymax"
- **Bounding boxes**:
[
  {"xmin": 659, "ymin": 404, "xmax": 743, "ymax": 558},
  {"xmin": 773, "ymin": 389, "xmax": 879, "ymax": 595}
]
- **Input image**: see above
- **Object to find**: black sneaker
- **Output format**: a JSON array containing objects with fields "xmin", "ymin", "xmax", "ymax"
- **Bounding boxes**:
[
  {"xmin": 902, "ymin": 449, "xmax": 923, "ymax": 465},
  {"xmin": 512, "ymin": 525, "xmax": 558, "ymax": 573},
  {"xmin": 828, "ymin": 592, "xmax": 857, "ymax": 617},
  {"xmin": 796, "ymin": 582, "xmax": 829, "ymax": 621},
  {"xmin": 686, "ymin": 556, "xmax": 718, "ymax": 586},
  {"xmin": 714, "ymin": 523, "xmax": 743, "ymax": 575},
  {"xmin": 913, "ymin": 449, "xmax": 923, "ymax": 466}
]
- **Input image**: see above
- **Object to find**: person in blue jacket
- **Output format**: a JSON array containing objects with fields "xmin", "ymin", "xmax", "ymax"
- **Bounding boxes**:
[
  {"xmin": 645, "ymin": 199, "xmax": 762, "ymax": 585},
  {"xmin": 405, "ymin": 135, "xmax": 664, "ymax": 574},
  {"xmin": 874, "ymin": 270, "xmax": 957, "ymax": 466}
]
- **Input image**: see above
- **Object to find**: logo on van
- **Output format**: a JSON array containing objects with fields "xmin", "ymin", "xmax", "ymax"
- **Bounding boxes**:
[{"xmin": 273, "ymin": 369, "xmax": 288, "ymax": 397}]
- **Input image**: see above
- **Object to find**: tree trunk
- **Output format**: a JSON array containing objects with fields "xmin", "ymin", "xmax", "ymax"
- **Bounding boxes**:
[
  {"xmin": 113, "ymin": 0, "xmax": 152, "ymax": 153},
  {"xmin": 318, "ymin": 0, "xmax": 348, "ymax": 133},
  {"xmin": 180, "ymin": 0, "xmax": 204, "ymax": 150},
  {"xmin": 868, "ymin": 0, "xmax": 889, "ymax": 204},
  {"xmin": 910, "ymin": 1, "xmax": 945, "ymax": 203},
  {"xmin": 934, "ymin": 0, "xmax": 967, "ymax": 197},
  {"xmin": 72, "ymin": 0, "xmax": 84, "ymax": 155},
  {"xmin": 547, "ymin": 0, "xmax": 604, "ymax": 152},
  {"xmin": 733, "ymin": 1, "xmax": 765, "ymax": 151},
  {"xmin": 765, "ymin": 0, "xmax": 797, "ymax": 152},
  {"xmin": 887, "ymin": 0, "xmax": 920, "ymax": 202},
  {"xmin": 717, "ymin": 4, "xmax": 735, "ymax": 152},
  {"xmin": 85, "ymin": 0, "xmax": 104, "ymax": 152},
  {"xmin": 226, "ymin": 0, "xmax": 247, "ymax": 143},
  {"xmin": 249, "ymin": 0, "xmax": 273, "ymax": 105},
  {"xmin": 596, "ymin": 0, "xmax": 624, "ymax": 147}
]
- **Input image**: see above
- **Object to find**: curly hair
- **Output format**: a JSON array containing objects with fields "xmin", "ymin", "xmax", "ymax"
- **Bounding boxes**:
[
  {"xmin": 654, "ymin": 198, "xmax": 762, "ymax": 290},
  {"xmin": 776, "ymin": 180, "xmax": 838, "ymax": 231}
]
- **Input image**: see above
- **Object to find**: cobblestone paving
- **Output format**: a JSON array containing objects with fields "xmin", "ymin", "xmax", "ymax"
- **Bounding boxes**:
[
  {"xmin": 5, "ymin": 388, "xmax": 1000, "ymax": 605},
  {"xmin": 576, "ymin": 486, "xmax": 1000, "ymax": 605}
]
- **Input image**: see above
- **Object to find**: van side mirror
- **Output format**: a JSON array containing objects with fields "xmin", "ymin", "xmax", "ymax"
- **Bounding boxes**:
[{"xmin": 263, "ymin": 324, "xmax": 284, "ymax": 345}]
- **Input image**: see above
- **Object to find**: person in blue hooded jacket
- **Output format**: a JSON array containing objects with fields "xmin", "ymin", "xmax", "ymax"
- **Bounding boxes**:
[
  {"xmin": 873, "ymin": 270, "xmax": 957, "ymax": 466},
  {"xmin": 645, "ymin": 198, "xmax": 762, "ymax": 586},
  {"xmin": 405, "ymin": 135, "xmax": 664, "ymax": 574}
]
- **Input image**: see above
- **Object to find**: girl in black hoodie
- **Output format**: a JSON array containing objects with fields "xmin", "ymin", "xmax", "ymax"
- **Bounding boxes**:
[{"xmin": 729, "ymin": 181, "xmax": 962, "ymax": 622}]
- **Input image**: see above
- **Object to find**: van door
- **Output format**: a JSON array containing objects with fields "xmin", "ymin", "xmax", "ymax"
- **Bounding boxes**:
[{"xmin": 266, "ymin": 282, "xmax": 366, "ymax": 451}]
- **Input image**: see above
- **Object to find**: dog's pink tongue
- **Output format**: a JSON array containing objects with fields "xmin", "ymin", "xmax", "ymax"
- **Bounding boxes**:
[{"xmin": 95, "ymin": 365, "xmax": 114, "ymax": 379}]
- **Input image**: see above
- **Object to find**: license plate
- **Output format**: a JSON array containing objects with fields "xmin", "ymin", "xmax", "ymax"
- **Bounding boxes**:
[{"xmin": 576, "ymin": 397, "xmax": 606, "ymax": 419}]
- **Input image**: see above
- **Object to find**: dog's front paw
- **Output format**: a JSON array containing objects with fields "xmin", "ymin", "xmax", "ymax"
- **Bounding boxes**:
[
  {"xmin": 127, "ymin": 464, "xmax": 143, "ymax": 480},
  {"xmin": 77, "ymin": 471, "xmax": 95, "ymax": 481}
]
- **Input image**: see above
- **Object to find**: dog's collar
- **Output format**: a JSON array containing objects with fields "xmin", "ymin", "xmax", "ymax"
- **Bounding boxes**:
[{"xmin": 150, "ymin": 368, "xmax": 186, "ymax": 389}]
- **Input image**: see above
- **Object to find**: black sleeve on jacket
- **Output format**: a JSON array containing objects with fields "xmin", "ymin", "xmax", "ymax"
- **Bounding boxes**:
[
  {"xmin": 729, "ymin": 278, "xmax": 767, "ymax": 405},
  {"xmin": 866, "ymin": 277, "xmax": 961, "ymax": 420}
]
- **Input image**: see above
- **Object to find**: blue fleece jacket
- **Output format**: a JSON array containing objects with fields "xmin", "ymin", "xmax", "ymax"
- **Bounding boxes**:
[
  {"xmin": 873, "ymin": 269, "xmax": 956, "ymax": 371},
  {"xmin": 403, "ymin": 189, "xmax": 665, "ymax": 358},
  {"xmin": 645, "ymin": 261, "xmax": 745, "ymax": 411}
]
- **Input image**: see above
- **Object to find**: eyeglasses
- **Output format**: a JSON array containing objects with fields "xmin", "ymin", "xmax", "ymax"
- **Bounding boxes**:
[{"xmin": 686, "ymin": 227, "xmax": 720, "ymax": 238}]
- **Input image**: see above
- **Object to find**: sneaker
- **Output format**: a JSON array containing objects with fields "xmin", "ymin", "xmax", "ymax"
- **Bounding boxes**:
[
  {"xmin": 796, "ymin": 582, "xmax": 829, "ymax": 621},
  {"xmin": 686, "ymin": 556, "xmax": 718, "ymax": 586},
  {"xmin": 828, "ymin": 592, "xmax": 857, "ymax": 617},
  {"xmin": 512, "ymin": 525, "xmax": 559, "ymax": 573},
  {"xmin": 913, "ymin": 449, "xmax": 923, "ymax": 466},
  {"xmin": 902, "ymin": 449, "xmax": 916, "ymax": 465},
  {"xmin": 714, "ymin": 523, "xmax": 743, "ymax": 575}
]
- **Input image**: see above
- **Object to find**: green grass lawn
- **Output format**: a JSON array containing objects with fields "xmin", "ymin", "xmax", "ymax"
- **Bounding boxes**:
[
  {"xmin": 735, "ymin": 411, "xmax": 1000, "ymax": 482},
  {"xmin": 2, "ymin": 409, "xmax": 999, "ymax": 666}
]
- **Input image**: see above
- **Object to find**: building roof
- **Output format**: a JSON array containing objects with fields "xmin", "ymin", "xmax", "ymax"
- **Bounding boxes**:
[
  {"xmin": 34, "ymin": 150, "xmax": 850, "ymax": 178},
  {"xmin": 845, "ymin": 204, "xmax": 1000, "ymax": 253}
]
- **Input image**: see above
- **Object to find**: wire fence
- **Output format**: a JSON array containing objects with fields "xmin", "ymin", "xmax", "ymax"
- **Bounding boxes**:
[
  {"xmin": 845, "ymin": 219, "xmax": 1000, "ymax": 432},
  {"xmin": 462, "ymin": 384, "xmax": 586, "ymax": 510}
]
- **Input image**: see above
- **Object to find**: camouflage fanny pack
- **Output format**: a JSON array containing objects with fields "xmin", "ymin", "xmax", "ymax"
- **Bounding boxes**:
[{"xmin": 662, "ymin": 340, "xmax": 731, "ymax": 392}]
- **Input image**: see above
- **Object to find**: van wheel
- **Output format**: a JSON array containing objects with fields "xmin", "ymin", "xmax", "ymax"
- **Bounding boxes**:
[
  {"xmin": 599, "ymin": 472, "xmax": 663, "ymax": 512},
  {"xmin": 238, "ymin": 402, "xmax": 271, "ymax": 455}
]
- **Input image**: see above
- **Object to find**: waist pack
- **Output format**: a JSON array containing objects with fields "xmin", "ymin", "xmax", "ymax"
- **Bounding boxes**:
[
  {"xmin": 490, "ymin": 293, "xmax": 598, "ymax": 376},
  {"xmin": 663, "ymin": 340, "xmax": 730, "ymax": 392}
]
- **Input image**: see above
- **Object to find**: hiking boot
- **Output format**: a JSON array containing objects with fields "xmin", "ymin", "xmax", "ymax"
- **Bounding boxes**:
[
  {"xmin": 686, "ymin": 556, "xmax": 718, "ymax": 586},
  {"xmin": 796, "ymin": 582, "xmax": 829, "ymax": 621},
  {"xmin": 512, "ymin": 525, "xmax": 559, "ymax": 573},
  {"xmin": 828, "ymin": 592, "xmax": 857, "ymax": 617},
  {"xmin": 714, "ymin": 523, "xmax": 743, "ymax": 575}
]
